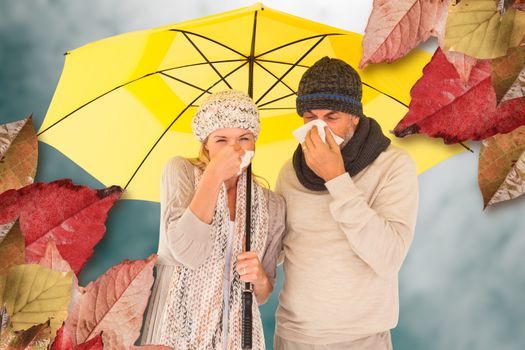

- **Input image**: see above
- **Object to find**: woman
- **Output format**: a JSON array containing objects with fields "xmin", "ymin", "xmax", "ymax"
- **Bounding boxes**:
[{"xmin": 141, "ymin": 90, "xmax": 286, "ymax": 349}]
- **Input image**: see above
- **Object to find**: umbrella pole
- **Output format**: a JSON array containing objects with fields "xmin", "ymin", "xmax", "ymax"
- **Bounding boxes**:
[
  {"xmin": 242, "ymin": 8, "xmax": 258, "ymax": 349},
  {"xmin": 242, "ymin": 164, "xmax": 253, "ymax": 349}
]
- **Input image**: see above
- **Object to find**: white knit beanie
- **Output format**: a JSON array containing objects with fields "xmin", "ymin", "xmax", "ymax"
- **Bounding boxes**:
[{"xmin": 192, "ymin": 90, "xmax": 260, "ymax": 142}]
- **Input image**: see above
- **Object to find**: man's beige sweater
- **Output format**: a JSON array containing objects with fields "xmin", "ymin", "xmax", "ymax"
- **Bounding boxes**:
[{"xmin": 275, "ymin": 145, "xmax": 418, "ymax": 344}]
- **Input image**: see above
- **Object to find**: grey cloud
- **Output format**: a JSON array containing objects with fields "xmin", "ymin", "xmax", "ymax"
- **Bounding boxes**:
[{"xmin": 397, "ymin": 143, "xmax": 525, "ymax": 350}]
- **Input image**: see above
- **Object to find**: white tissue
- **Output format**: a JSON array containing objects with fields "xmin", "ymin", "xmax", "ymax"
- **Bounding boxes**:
[
  {"xmin": 292, "ymin": 119, "xmax": 344, "ymax": 145},
  {"xmin": 238, "ymin": 150, "xmax": 254, "ymax": 175}
]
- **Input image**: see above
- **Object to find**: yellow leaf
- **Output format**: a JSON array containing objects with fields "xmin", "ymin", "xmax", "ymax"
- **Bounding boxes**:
[
  {"xmin": 445, "ymin": 0, "xmax": 525, "ymax": 59},
  {"xmin": 0, "ymin": 264, "xmax": 72, "ymax": 339}
]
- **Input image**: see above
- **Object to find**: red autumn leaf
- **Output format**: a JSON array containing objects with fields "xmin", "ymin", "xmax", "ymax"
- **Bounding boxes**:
[
  {"xmin": 444, "ymin": 51, "xmax": 478, "ymax": 83},
  {"xmin": 493, "ymin": 96, "xmax": 525, "ymax": 133},
  {"xmin": 51, "ymin": 324, "xmax": 104, "ymax": 350},
  {"xmin": 0, "ymin": 115, "xmax": 38, "ymax": 194},
  {"xmin": 493, "ymin": 68, "xmax": 525, "ymax": 133},
  {"xmin": 393, "ymin": 48, "xmax": 525, "ymax": 143},
  {"xmin": 514, "ymin": 0, "xmax": 525, "ymax": 10},
  {"xmin": 39, "ymin": 239, "xmax": 74, "ymax": 273},
  {"xmin": 75, "ymin": 334, "xmax": 104, "ymax": 350},
  {"xmin": 0, "ymin": 179, "xmax": 122, "ymax": 275},
  {"xmin": 66, "ymin": 255, "xmax": 157, "ymax": 349},
  {"xmin": 39, "ymin": 240, "xmax": 84, "ymax": 316},
  {"xmin": 359, "ymin": 0, "xmax": 449, "ymax": 68},
  {"xmin": 50, "ymin": 323, "xmax": 74, "ymax": 350}
]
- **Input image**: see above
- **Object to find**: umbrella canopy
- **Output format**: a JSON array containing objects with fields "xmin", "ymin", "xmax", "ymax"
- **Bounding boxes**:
[{"xmin": 38, "ymin": 2, "xmax": 461, "ymax": 201}]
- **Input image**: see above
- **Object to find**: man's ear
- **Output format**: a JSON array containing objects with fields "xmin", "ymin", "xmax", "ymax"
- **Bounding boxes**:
[{"xmin": 353, "ymin": 116, "xmax": 360, "ymax": 126}]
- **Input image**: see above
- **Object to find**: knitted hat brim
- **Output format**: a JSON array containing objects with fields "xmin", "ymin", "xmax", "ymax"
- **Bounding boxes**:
[{"xmin": 296, "ymin": 96, "xmax": 364, "ymax": 118}]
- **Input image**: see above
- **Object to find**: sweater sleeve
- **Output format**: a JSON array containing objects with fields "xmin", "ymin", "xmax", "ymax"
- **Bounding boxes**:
[
  {"xmin": 324, "ymin": 153, "xmax": 418, "ymax": 279},
  {"xmin": 160, "ymin": 157, "xmax": 213, "ymax": 269},
  {"xmin": 260, "ymin": 191, "xmax": 286, "ymax": 285}
]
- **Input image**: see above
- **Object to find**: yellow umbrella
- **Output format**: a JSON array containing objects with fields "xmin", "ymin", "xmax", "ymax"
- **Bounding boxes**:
[{"xmin": 38, "ymin": 2, "xmax": 462, "ymax": 202}]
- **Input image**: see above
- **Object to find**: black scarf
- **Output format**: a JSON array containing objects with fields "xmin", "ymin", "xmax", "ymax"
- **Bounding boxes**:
[{"xmin": 293, "ymin": 116, "xmax": 391, "ymax": 191}]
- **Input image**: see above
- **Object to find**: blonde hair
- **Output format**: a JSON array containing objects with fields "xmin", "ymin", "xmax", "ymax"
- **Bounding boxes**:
[
  {"xmin": 187, "ymin": 141, "xmax": 211, "ymax": 172},
  {"xmin": 187, "ymin": 141, "xmax": 269, "ymax": 189}
]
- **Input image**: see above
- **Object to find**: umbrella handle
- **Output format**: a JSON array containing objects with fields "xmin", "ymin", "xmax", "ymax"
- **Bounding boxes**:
[
  {"xmin": 241, "ymin": 290, "xmax": 253, "ymax": 349},
  {"xmin": 242, "ymin": 165, "xmax": 253, "ymax": 349}
]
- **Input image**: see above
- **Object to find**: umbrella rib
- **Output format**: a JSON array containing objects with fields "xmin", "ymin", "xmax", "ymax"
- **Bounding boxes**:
[
  {"xmin": 257, "ymin": 92, "xmax": 296, "ymax": 108},
  {"xmin": 169, "ymin": 29, "xmax": 247, "ymax": 58},
  {"xmin": 362, "ymin": 82, "xmax": 408, "ymax": 108},
  {"xmin": 182, "ymin": 32, "xmax": 233, "ymax": 89},
  {"xmin": 248, "ymin": 10, "xmax": 258, "ymax": 98},
  {"xmin": 255, "ymin": 61, "xmax": 409, "ymax": 110},
  {"xmin": 256, "ymin": 59, "xmax": 309, "ymax": 68},
  {"xmin": 258, "ymin": 83, "xmax": 409, "ymax": 109},
  {"xmin": 254, "ymin": 63, "xmax": 409, "ymax": 109},
  {"xmin": 124, "ymin": 61, "xmax": 248, "ymax": 190},
  {"xmin": 258, "ymin": 107, "xmax": 295, "ymax": 110},
  {"xmin": 160, "ymin": 59, "xmax": 246, "ymax": 73},
  {"xmin": 255, "ymin": 35, "xmax": 327, "ymax": 105},
  {"xmin": 255, "ymin": 33, "xmax": 341, "ymax": 58},
  {"xmin": 160, "ymin": 72, "xmax": 211, "ymax": 93},
  {"xmin": 37, "ymin": 65, "xmax": 248, "ymax": 137},
  {"xmin": 255, "ymin": 82, "xmax": 409, "ymax": 109},
  {"xmin": 37, "ymin": 70, "xmax": 407, "ymax": 138},
  {"xmin": 37, "ymin": 72, "xmax": 159, "ymax": 136},
  {"xmin": 254, "ymin": 60, "xmax": 296, "ymax": 95}
]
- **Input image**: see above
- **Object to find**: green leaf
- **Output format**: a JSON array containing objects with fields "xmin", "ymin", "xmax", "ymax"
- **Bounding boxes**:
[
  {"xmin": 445, "ymin": 0, "xmax": 525, "ymax": 59},
  {"xmin": 0, "ymin": 264, "xmax": 72, "ymax": 339}
]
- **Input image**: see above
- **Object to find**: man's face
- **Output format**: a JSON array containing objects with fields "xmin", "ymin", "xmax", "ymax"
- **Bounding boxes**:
[{"xmin": 302, "ymin": 109, "xmax": 359, "ymax": 147}]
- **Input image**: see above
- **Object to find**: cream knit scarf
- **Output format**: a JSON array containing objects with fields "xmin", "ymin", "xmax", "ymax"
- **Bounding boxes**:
[{"xmin": 160, "ymin": 167, "xmax": 269, "ymax": 349}]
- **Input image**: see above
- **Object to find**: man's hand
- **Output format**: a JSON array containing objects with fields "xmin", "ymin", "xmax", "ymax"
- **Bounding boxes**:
[{"xmin": 302, "ymin": 126, "xmax": 346, "ymax": 182}]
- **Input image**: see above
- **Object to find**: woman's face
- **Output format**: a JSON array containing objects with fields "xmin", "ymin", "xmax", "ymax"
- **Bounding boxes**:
[{"xmin": 205, "ymin": 128, "xmax": 255, "ymax": 159}]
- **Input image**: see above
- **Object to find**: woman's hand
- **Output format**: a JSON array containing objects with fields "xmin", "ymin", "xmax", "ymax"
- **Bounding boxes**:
[
  {"xmin": 236, "ymin": 251, "xmax": 273, "ymax": 304},
  {"xmin": 205, "ymin": 144, "xmax": 245, "ymax": 182},
  {"xmin": 236, "ymin": 251, "xmax": 267, "ymax": 285},
  {"xmin": 190, "ymin": 144, "xmax": 244, "ymax": 224}
]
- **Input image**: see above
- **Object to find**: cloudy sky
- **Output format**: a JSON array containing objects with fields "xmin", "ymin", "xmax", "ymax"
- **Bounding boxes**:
[{"xmin": 1, "ymin": 1, "xmax": 525, "ymax": 349}]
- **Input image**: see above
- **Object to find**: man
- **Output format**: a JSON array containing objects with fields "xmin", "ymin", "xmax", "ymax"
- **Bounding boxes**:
[{"xmin": 274, "ymin": 57, "xmax": 418, "ymax": 349}]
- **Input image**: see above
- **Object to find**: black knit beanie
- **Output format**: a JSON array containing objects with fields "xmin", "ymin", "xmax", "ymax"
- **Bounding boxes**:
[{"xmin": 296, "ymin": 57, "xmax": 364, "ymax": 118}]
